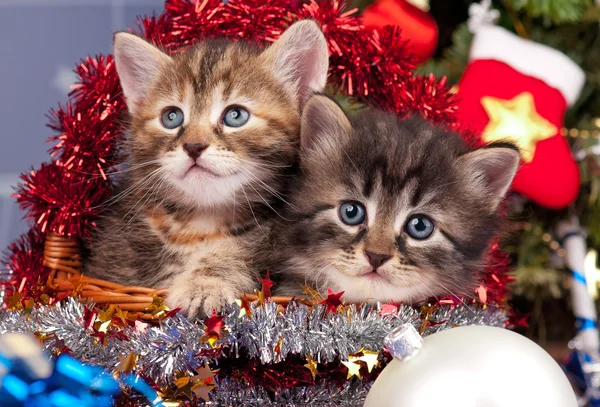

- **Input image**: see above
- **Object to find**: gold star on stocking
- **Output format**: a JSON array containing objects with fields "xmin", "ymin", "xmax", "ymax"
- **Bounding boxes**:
[{"xmin": 481, "ymin": 92, "xmax": 557, "ymax": 162}]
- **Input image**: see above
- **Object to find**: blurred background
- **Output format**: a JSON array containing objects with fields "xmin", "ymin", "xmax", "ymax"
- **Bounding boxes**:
[{"xmin": 1, "ymin": 0, "xmax": 600, "ymax": 361}]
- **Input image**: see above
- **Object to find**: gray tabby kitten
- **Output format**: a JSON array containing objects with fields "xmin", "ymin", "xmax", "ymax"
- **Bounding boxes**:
[
  {"xmin": 84, "ymin": 21, "xmax": 329, "ymax": 318},
  {"xmin": 271, "ymin": 94, "xmax": 520, "ymax": 303}
]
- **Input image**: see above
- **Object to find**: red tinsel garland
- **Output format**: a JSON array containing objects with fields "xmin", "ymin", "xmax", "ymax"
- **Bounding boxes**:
[
  {"xmin": 2, "ymin": 0, "xmax": 511, "ymax": 306},
  {"xmin": 2, "ymin": 231, "xmax": 47, "ymax": 296}
]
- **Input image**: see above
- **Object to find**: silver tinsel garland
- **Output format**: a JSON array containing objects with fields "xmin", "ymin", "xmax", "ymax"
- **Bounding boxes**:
[
  {"xmin": 0, "ymin": 298, "xmax": 507, "ymax": 374},
  {"xmin": 128, "ymin": 380, "xmax": 372, "ymax": 407},
  {"xmin": 204, "ymin": 379, "xmax": 372, "ymax": 406}
]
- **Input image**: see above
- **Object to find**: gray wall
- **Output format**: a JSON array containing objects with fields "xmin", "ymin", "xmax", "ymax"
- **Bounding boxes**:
[{"xmin": 0, "ymin": 0, "xmax": 163, "ymax": 251}]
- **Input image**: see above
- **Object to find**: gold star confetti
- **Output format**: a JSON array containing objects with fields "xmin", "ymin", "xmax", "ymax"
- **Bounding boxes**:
[
  {"xmin": 342, "ymin": 360, "xmax": 362, "ymax": 380},
  {"xmin": 156, "ymin": 386, "xmax": 182, "ymax": 406},
  {"xmin": 24, "ymin": 298, "xmax": 35, "ymax": 315},
  {"xmin": 255, "ymin": 288, "xmax": 265, "ymax": 306},
  {"xmin": 114, "ymin": 306, "xmax": 132, "ymax": 324},
  {"xmin": 72, "ymin": 277, "xmax": 87, "ymax": 296},
  {"xmin": 173, "ymin": 363, "xmax": 218, "ymax": 401},
  {"xmin": 192, "ymin": 382, "xmax": 216, "ymax": 401},
  {"xmin": 145, "ymin": 294, "xmax": 170, "ymax": 317},
  {"xmin": 235, "ymin": 299, "xmax": 252, "ymax": 318},
  {"xmin": 33, "ymin": 331, "xmax": 54, "ymax": 347},
  {"xmin": 7, "ymin": 292, "xmax": 24, "ymax": 310},
  {"xmin": 97, "ymin": 305, "xmax": 116, "ymax": 323},
  {"xmin": 97, "ymin": 320, "xmax": 112, "ymax": 333},
  {"xmin": 481, "ymin": 92, "xmax": 557, "ymax": 162},
  {"xmin": 274, "ymin": 337, "xmax": 283, "ymax": 357},
  {"xmin": 38, "ymin": 293, "xmax": 51, "ymax": 306},
  {"xmin": 193, "ymin": 362, "xmax": 219, "ymax": 382},
  {"xmin": 116, "ymin": 351, "xmax": 139, "ymax": 373},
  {"xmin": 199, "ymin": 334, "xmax": 219, "ymax": 348},
  {"xmin": 419, "ymin": 303, "xmax": 436, "ymax": 334},
  {"xmin": 349, "ymin": 348, "xmax": 380, "ymax": 373},
  {"xmin": 173, "ymin": 377, "xmax": 190, "ymax": 388},
  {"xmin": 300, "ymin": 284, "xmax": 323, "ymax": 301},
  {"xmin": 173, "ymin": 376, "xmax": 194, "ymax": 399},
  {"xmin": 304, "ymin": 354, "xmax": 318, "ymax": 380}
]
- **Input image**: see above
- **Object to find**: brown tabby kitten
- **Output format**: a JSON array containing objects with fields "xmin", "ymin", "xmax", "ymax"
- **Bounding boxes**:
[
  {"xmin": 84, "ymin": 21, "xmax": 329, "ymax": 318},
  {"xmin": 271, "ymin": 95, "xmax": 520, "ymax": 303}
]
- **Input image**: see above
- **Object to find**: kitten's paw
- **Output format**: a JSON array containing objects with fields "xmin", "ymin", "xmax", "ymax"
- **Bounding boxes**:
[{"xmin": 166, "ymin": 278, "xmax": 237, "ymax": 319}]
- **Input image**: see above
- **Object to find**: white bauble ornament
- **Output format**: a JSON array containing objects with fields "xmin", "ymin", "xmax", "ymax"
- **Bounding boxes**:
[{"xmin": 364, "ymin": 325, "xmax": 577, "ymax": 407}]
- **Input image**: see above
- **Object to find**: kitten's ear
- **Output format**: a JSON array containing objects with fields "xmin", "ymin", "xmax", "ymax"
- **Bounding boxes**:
[
  {"xmin": 456, "ymin": 145, "xmax": 521, "ymax": 210},
  {"xmin": 114, "ymin": 32, "xmax": 172, "ymax": 112},
  {"xmin": 261, "ymin": 20, "xmax": 329, "ymax": 103},
  {"xmin": 301, "ymin": 94, "xmax": 351, "ymax": 152}
]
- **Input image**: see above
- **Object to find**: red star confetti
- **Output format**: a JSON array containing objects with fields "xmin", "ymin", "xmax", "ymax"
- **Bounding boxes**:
[
  {"xmin": 204, "ymin": 311, "xmax": 225, "ymax": 337},
  {"xmin": 320, "ymin": 289, "xmax": 344, "ymax": 314},
  {"xmin": 510, "ymin": 309, "xmax": 530, "ymax": 329},
  {"xmin": 83, "ymin": 307, "xmax": 98, "ymax": 330},
  {"xmin": 259, "ymin": 271, "xmax": 274, "ymax": 298}
]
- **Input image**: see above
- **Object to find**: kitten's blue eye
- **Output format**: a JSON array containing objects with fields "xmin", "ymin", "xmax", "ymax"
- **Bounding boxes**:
[
  {"xmin": 160, "ymin": 107, "xmax": 184, "ymax": 129},
  {"xmin": 339, "ymin": 202, "xmax": 366, "ymax": 226},
  {"xmin": 223, "ymin": 106, "xmax": 250, "ymax": 128},
  {"xmin": 405, "ymin": 215, "xmax": 434, "ymax": 240}
]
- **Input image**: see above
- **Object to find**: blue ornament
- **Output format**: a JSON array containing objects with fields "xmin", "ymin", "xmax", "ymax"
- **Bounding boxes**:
[{"xmin": 0, "ymin": 333, "xmax": 165, "ymax": 407}]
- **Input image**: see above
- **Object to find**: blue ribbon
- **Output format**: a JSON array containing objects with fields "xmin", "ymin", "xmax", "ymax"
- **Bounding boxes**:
[
  {"xmin": 1, "ymin": 375, "xmax": 28, "ymax": 402},
  {"xmin": 0, "ymin": 334, "xmax": 165, "ymax": 407},
  {"xmin": 122, "ymin": 374, "xmax": 164, "ymax": 407},
  {"xmin": 564, "ymin": 349, "xmax": 600, "ymax": 406},
  {"xmin": 576, "ymin": 317, "xmax": 597, "ymax": 331},
  {"xmin": 573, "ymin": 269, "xmax": 587, "ymax": 286}
]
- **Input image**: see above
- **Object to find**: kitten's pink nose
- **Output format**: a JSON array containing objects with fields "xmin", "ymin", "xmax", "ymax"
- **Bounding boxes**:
[
  {"xmin": 364, "ymin": 250, "xmax": 391, "ymax": 270},
  {"xmin": 183, "ymin": 142, "xmax": 209, "ymax": 161}
]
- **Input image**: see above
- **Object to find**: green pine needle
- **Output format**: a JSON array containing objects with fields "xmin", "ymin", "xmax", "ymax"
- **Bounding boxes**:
[{"xmin": 505, "ymin": 0, "xmax": 592, "ymax": 25}]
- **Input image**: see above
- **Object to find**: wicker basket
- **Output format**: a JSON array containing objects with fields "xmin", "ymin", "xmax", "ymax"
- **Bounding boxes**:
[{"xmin": 44, "ymin": 232, "xmax": 315, "ymax": 320}]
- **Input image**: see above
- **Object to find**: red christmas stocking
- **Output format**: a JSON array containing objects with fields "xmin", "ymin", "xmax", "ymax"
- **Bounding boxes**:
[
  {"xmin": 362, "ymin": 0, "xmax": 438, "ymax": 62},
  {"xmin": 455, "ymin": 25, "xmax": 585, "ymax": 209}
]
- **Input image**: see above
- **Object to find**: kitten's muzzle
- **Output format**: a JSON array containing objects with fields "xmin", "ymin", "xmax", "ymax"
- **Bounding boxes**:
[
  {"xmin": 183, "ymin": 142, "xmax": 209, "ymax": 160},
  {"xmin": 364, "ymin": 250, "xmax": 391, "ymax": 269}
]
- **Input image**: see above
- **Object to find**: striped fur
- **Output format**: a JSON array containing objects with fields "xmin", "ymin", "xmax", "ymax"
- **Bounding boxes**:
[
  {"xmin": 270, "ymin": 95, "xmax": 519, "ymax": 304},
  {"xmin": 84, "ymin": 22, "xmax": 329, "ymax": 318}
]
